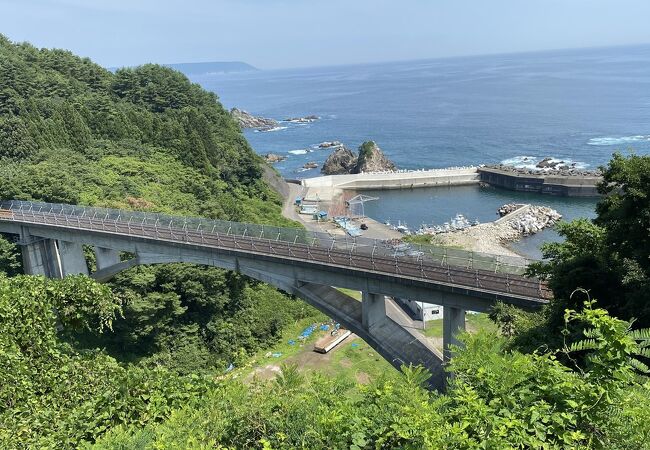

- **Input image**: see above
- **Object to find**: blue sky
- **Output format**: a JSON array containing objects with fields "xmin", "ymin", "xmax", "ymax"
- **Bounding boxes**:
[{"xmin": 1, "ymin": 0, "xmax": 649, "ymax": 69}]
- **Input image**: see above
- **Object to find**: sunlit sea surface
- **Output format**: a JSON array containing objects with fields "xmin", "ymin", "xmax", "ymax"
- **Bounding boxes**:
[{"xmin": 193, "ymin": 45, "xmax": 650, "ymax": 258}]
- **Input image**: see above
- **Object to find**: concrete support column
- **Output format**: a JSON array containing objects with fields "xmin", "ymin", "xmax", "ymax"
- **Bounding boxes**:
[
  {"xmin": 57, "ymin": 241, "xmax": 89, "ymax": 276},
  {"xmin": 443, "ymin": 306, "xmax": 466, "ymax": 362},
  {"xmin": 22, "ymin": 238, "xmax": 61, "ymax": 278},
  {"xmin": 362, "ymin": 291, "xmax": 386, "ymax": 330},
  {"xmin": 94, "ymin": 247, "xmax": 120, "ymax": 271}
]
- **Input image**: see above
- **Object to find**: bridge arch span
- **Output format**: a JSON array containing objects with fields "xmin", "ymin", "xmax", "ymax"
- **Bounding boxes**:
[
  {"xmin": 92, "ymin": 251, "xmax": 447, "ymax": 389},
  {"xmin": 0, "ymin": 201, "xmax": 551, "ymax": 390}
]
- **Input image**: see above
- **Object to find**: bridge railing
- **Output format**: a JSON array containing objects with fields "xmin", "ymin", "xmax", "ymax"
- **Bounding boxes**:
[{"xmin": 0, "ymin": 200, "xmax": 534, "ymax": 276}]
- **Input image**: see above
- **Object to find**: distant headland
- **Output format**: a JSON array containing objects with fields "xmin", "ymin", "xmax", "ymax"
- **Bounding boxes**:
[{"xmin": 164, "ymin": 61, "xmax": 258, "ymax": 76}]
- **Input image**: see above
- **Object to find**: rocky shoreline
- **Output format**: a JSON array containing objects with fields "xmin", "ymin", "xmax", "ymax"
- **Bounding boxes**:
[
  {"xmin": 264, "ymin": 153, "xmax": 287, "ymax": 163},
  {"xmin": 232, "ymin": 109, "xmax": 320, "ymax": 130},
  {"xmin": 231, "ymin": 108, "xmax": 278, "ymax": 129}
]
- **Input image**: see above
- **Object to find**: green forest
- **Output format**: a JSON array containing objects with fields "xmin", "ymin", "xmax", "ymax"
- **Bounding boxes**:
[{"xmin": 1, "ymin": 34, "xmax": 650, "ymax": 449}]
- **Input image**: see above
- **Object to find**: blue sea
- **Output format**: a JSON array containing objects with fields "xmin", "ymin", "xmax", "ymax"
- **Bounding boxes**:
[{"xmin": 192, "ymin": 45, "xmax": 650, "ymax": 257}]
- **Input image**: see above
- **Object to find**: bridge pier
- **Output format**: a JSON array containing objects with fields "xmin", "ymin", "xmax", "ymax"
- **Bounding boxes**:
[
  {"xmin": 21, "ymin": 237, "xmax": 61, "ymax": 278},
  {"xmin": 362, "ymin": 291, "xmax": 387, "ymax": 330},
  {"xmin": 0, "ymin": 200, "xmax": 549, "ymax": 393},
  {"xmin": 94, "ymin": 247, "xmax": 120, "ymax": 270},
  {"xmin": 58, "ymin": 241, "xmax": 89, "ymax": 276},
  {"xmin": 443, "ymin": 306, "xmax": 466, "ymax": 362}
]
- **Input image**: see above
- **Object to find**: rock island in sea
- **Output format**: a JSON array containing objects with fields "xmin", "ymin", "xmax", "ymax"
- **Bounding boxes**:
[{"xmin": 321, "ymin": 141, "xmax": 396, "ymax": 175}]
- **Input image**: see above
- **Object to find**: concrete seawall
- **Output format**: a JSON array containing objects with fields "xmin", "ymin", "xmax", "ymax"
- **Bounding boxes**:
[
  {"xmin": 302, "ymin": 168, "xmax": 479, "ymax": 199},
  {"xmin": 478, "ymin": 167, "xmax": 602, "ymax": 197},
  {"xmin": 301, "ymin": 166, "xmax": 602, "ymax": 198}
]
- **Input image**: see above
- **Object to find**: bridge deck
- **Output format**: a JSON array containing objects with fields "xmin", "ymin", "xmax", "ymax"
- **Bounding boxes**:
[{"xmin": 0, "ymin": 205, "xmax": 551, "ymax": 303}]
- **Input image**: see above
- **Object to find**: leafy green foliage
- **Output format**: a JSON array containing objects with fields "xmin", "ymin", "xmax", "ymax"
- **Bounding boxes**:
[
  {"xmin": 93, "ymin": 304, "xmax": 650, "ymax": 449},
  {"xmin": 563, "ymin": 299, "xmax": 650, "ymax": 377},
  {"xmin": 3, "ymin": 35, "xmax": 649, "ymax": 450},
  {"xmin": 85, "ymin": 266, "xmax": 318, "ymax": 374},
  {"xmin": 0, "ymin": 275, "xmax": 214, "ymax": 449},
  {"xmin": 0, "ymin": 34, "xmax": 307, "ymax": 375},
  {"xmin": 521, "ymin": 153, "xmax": 650, "ymax": 350},
  {"xmin": 0, "ymin": 35, "xmax": 325, "ymax": 448},
  {"xmin": 0, "ymin": 235, "xmax": 21, "ymax": 276},
  {"xmin": 357, "ymin": 140, "xmax": 376, "ymax": 159},
  {"xmin": 596, "ymin": 153, "xmax": 650, "ymax": 272},
  {"xmin": 0, "ymin": 33, "xmax": 291, "ymax": 224}
]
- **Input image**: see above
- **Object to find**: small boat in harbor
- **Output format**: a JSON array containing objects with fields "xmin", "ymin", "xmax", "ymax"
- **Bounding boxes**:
[
  {"xmin": 384, "ymin": 219, "xmax": 412, "ymax": 234},
  {"xmin": 395, "ymin": 220, "xmax": 411, "ymax": 235}
]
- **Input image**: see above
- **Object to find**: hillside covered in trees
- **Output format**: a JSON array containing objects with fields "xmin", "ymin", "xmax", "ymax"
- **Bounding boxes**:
[
  {"xmin": 0, "ymin": 35, "xmax": 323, "ymax": 447},
  {"xmin": 1, "ymin": 35, "xmax": 650, "ymax": 449}
]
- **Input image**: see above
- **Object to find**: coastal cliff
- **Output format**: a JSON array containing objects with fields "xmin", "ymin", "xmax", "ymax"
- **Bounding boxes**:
[{"xmin": 321, "ymin": 141, "xmax": 396, "ymax": 175}]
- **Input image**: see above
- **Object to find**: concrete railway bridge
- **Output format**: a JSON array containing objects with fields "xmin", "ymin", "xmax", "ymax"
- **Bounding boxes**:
[{"xmin": 0, "ymin": 200, "xmax": 551, "ymax": 390}]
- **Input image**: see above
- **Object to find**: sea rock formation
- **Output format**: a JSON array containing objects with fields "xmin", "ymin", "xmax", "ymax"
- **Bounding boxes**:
[
  {"xmin": 303, "ymin": 161, "xmax": 318, "ymax": 169},
  {"xmin": 321, "ymin": 141, "xmax": 397, "ymax": 175},
  {"xmin": 285, "ymin": 115, "xmax": 319, "ymax": 123},
  {"xmin": 231, "ymin": 108, "xmax": 278, "ymax": 129},
  {"xmin": 536, "ymin": 157, "xmax": 565, "ymax": 169},
  {"xmin": 318, "ymin": 141, "xmax": 343, "ymax": 149},
  {"xmin": 321, "ymin": 146, "xmax": 358, "ymax": 174},
  {"xmin": 355, "ymin": 141, "xmax": 396, "ymax": 173},
  {"xmin": 264, "ymin": 153, "xmax": 286, "ymax": 163}
]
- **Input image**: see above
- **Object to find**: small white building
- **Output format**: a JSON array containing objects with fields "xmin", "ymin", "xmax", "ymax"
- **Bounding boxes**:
[{"xmin": 399, "ymin": 299, "xmax": 443, "ymax": 321}]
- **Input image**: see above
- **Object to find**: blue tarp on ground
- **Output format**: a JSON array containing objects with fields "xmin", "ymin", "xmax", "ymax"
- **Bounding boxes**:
[
  {"xmin": 300, "ymin": 325, "xmax": 316, "ymax": 338},
  {"xmin": 334, "ymin": 216, "xmax": 363, "ymax": 237}
]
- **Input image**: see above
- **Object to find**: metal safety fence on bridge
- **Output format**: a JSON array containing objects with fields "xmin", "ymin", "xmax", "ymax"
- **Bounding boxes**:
[{"xmin": 0, "ymin": 200, "xmax": 552, "ymax": 301}]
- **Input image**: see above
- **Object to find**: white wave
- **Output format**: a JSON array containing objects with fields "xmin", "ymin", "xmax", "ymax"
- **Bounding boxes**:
[
  {"xmin": 254, "ymin": 126, "xmax": 288, "ymax": 133},
  {"xmin": 587, "ymin": 135, "xmax": 650, "ymax": 146},
  {"xmin": 500, "ymin": 155, "xmax": 589, "ymax": 170},
  {"xmin": 288, "ymin": 149, "xmax": 308, "ymax": 155},
  {"xmin": 500, "ymin": 156, "xmax": 538, "ymax": 169}
]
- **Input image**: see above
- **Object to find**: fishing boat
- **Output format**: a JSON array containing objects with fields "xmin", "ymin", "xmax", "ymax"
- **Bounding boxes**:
[{"xmin": 395, "ymin": 220, "xmax": 411, "ymax": 234}]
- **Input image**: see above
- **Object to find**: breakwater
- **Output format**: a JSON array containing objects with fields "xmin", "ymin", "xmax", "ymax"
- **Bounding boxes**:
[
  {"xmin": 301, "ymin": 168, "xmax": 479, "ymax": 200},
  {"xmin": 477, "ymin": 167, "xmax": 601, "ymax": 197},
  {"xmin": 301, "ymin": 166, "xmax": 602, "ymax": 198}
]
